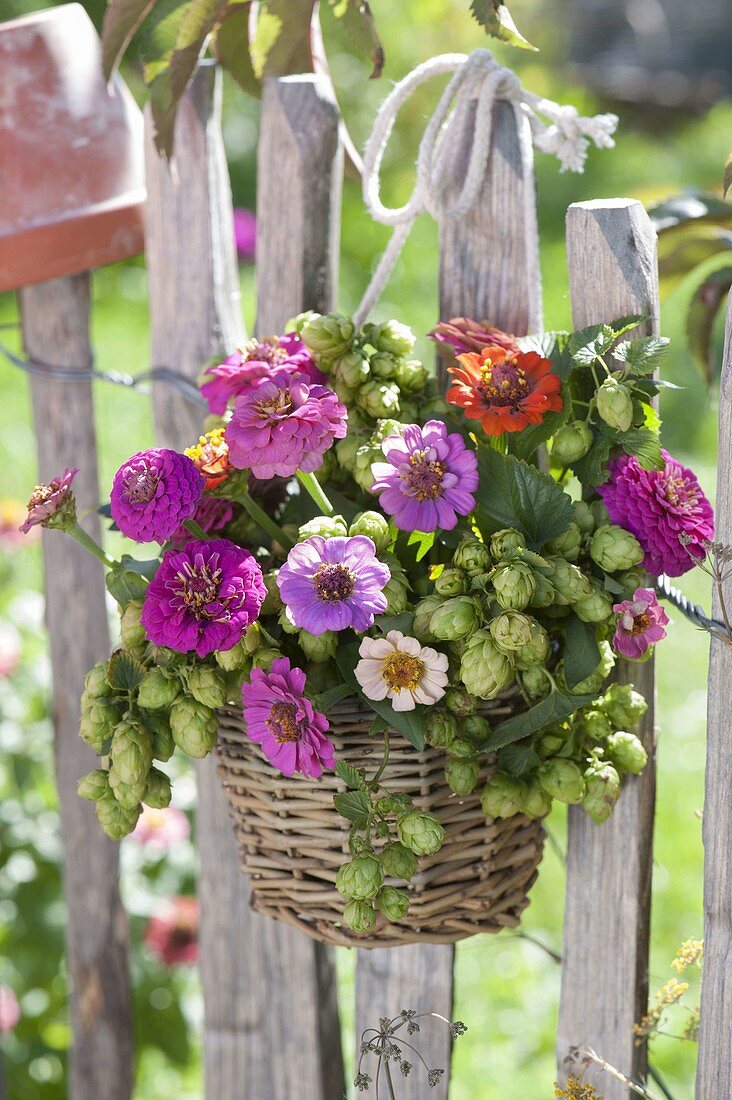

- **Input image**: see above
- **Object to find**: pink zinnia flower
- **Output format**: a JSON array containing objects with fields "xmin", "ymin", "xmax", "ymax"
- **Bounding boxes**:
[
  {"xmin": 132, "ymin": 806, "xmax": 190, "ymax": 850},
  {"xmin": 20, "ymin": 467, "xmax": 78, "ymax": 533},
  {"xmin": 429, "ymin": 317, "xmax": 521, "ymax": 356},
  {"xmin": 144, "ymin": 896, "xmax": 198, "ymax": 967},
  {"xmin": 242, "ymin": 657, "xmax": 335, "ymax": 778},
  {"xmin": 225, "ymin": 371, "xmax": 347, "ymax": 480},
  {"xmin": 233, "ymin": 207, "xmax": 256, "ymax": 260},
  {"xmin": 598, "ymin": 450, "xmax": 714, "ymax": 577},
  {"xmin": 0, "ymin": 986, "xmax": 20, "ymax": 1033},
  {"xmin": 110, "ymin": 449, "xmax": 204, "ymax": 545},
  {"xmin": 200, "ymin": 335, "xmax": 324, "ymax": 415},
  {"xmin": 612, "ymin": 587, "xmax": 669, "ymax": 659}
]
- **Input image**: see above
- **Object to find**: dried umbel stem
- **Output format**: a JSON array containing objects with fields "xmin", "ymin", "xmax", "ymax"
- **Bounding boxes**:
[
  {"xmin": 355, "ymin": 1009, "xmax": 466, "ymax": 1096},
  {"xmin": 563, "ymin": 1046, "xmax": 663, "ymax": 1100}
]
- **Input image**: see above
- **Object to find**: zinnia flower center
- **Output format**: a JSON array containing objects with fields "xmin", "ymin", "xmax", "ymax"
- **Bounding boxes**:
[
  {"xmin": 243, "ymin": 338, "xmax": 289, "ymax": 366},
  {"xmin": 403, "ymin": 451, "xmax": 445, "ymax": 501},
  {"xmin": 313, "ymin": 563, "xmax": 356, "ymax": 602},
  {"xmin": 663, "ymin": 475, "xmax": 697, "ymax": 510},
  {"xmin": 171, "ymin": 562, "xmax": 222, "ymax": 619},
  {"xmin": 382, "ymin": 651, "xmax": 424, "ymax": 691},
  {"xmin": 124, "ymin": 468, "xmax": 159, "ymax": 504},
  {"xmin": 479, "ymin": 358, "xmax": 530, "ymax": 408},
  {"xmin": 266, "ymin": 700, "xmax": 301, "ymax": 742},
  {"xmin": 630, "ymin": 612, "xmax": 651, "ymax": 635},
  {"xmin": 256, "ymin": 388, "xmax": 292, "ymax": 420}
]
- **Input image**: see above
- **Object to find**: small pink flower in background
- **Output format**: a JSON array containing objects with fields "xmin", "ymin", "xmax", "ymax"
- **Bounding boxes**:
[
  {"xmin": 0, "ymin": 986, "xmax": 20, "ymax": 1032},
  {"xmin": 612, "ymin": 587, "xmax": 669, "ymax": 659},
  {"xmin": 20, "ymin": 468, "xmax": 78, "ymax": 534},
  {"xmin": 132, "ymin": 806, "xmax": 190, "ymax": 850},
  {"xmin": 1, "ymin": 500, "xmax": 35, "ymax": 548},
  {"xmin": 145, "ymin": 896, "xmax": 198, "ymax": 967},
  {"xmin": 233, "ymin": 207, "xmax": 256, "ymax": 261},
  {"xmin": 0, "ymin": 624, "xmax": 21, "ymax": 679}
]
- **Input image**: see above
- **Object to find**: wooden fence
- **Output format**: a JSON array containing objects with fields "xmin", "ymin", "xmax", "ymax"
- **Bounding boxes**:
[{"xmin": 16, "ymin": 58, "xmax": 729, "ymax": 1100}]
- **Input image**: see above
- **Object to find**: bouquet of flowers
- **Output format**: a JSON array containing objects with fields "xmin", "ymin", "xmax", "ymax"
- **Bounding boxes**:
[{"xmin": 22, "ymin": 310, "xmax": 713, "ymax": 933}]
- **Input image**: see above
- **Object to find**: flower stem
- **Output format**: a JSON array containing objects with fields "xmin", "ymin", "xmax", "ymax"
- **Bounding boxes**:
[
  {"xmin": 369, "ymin": 730, "xmax": 391, "ymax": 789},
  {"xmin": 183, "ymin": 519, "xmax": 209, "ymax": 541},
  {"xmin": 297, "ymin": 470, "xmax": 334, "ymax": 516},
  {"xmin": 235, "ymin": 489, "xmax": 295, "ymax": 551},
  {"xmin": 69, "ymin": 523, "xmax": 116, "ymax": 570}
]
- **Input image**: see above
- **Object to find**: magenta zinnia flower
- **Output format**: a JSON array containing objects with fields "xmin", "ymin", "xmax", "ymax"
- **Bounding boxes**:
[
  {"xmin": 370, "ymin": 421, "xmax": 479, "ymax": 533},
  {"xmin": 278, "ymin": 535, "xmax": 390, "ymax": 635},
  {"xmin": 141, "ymin": 538, "xmax": 265, "ymax": 657},
  {"xmin": 21, "ymin": 467, "xmax": 78, "ymax": 533},
  {"xmin": 225, "ymin": 371, "xmax": 347, "ymax": 479},
  {"xmin": 145, "ymin": 896, "xmax": 198, "ymax": 967},
  {"xmin": 111, "ymin": 449, "xmax": 203, "ymax": 544},
  {"xmin": 598, "ymin": 450, "xmax": 714, "ymax": 577},
  {"xmin": 612, "ymin": 587, "xmax": 669, "ymax": 659},
  {"xmin": 201, "ymin": 335, "xmax": 324, "ymax": 415},
  {"xmin": 242, "ymin": 658, "xmax": 335, "ymax": 778},
  {"xmin": 428, "ymin": 317, "xmax": 521, "ymax": 356}
]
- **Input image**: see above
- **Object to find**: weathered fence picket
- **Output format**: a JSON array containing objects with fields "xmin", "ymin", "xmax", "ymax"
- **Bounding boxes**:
[
  {"xmin": 557, "ymin": 199, "xmax": 660, "ymax": 1098},
  {"xmin": 20, "ymin": 273, "xmax": 134, "ymax": 1100},
  {"xmin": 696, "ymin": 290, "xmax": 732, "ymax": 1098}
]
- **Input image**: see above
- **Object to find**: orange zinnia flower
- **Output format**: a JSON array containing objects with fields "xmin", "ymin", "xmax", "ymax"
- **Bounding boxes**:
[
  {"xmin": 447, "ymin": 345, "xmax": 563, "ymax": 436},
  {"xmin": 184, "ymin": 427, "xmax": 232, "ymax": 489}
]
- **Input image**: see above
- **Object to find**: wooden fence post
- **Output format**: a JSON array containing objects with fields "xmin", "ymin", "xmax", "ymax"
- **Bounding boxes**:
[
  {"xmin": 19, "ymin": 273, "xmax": 134, "ymax": 1100},
  {"xmin": 557, "ymin": 199, "xmax": 659, "ymax": 1098},
  {"xmin": 145, "ymin": 66, "xmax": 344, "ymax": 1099},
  {"xmin": 696, "ymin": 290, "xmax": 732, "ymax": 1097},
  {"xmin": 355, "ymin": 100, "xmax": 541, "ymax": 1098}
]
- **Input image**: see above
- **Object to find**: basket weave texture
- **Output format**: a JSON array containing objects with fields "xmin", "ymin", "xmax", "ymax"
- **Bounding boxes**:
[{"xmin": 216, "ymin": 697, "xmax": 545, "ymax": 948}]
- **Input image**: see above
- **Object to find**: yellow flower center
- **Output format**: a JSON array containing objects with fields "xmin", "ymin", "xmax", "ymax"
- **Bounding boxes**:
[{"xmin": 382, "ymin": 651, "xmax": 424, "ymax": 692}]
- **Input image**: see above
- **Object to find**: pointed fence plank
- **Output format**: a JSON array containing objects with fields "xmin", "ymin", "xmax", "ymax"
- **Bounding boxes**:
[
  {"xmin": 557, "ymin": 199, "xmax": 660, "ymax": 1098},
  {"xmin": 696, "ymin": 290, "xmax": 732, "ymax": 1097},
  {"xmin": 356, "ymin": 98, "xmax": 542, "ymax": 1099},
  {"xmin": 20, "ymin": 273, "xmax": 134, "ymax": 1100},
  {"xmin": 145, "ymin": 67, "xmax": 344, "ymax": 1098}
]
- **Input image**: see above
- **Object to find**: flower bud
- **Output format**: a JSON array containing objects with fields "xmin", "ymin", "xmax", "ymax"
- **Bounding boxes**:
[
  {"xmin": 582, "ymin": 763, "xmax": 621, "ymax": 823},
  {"xmin": 343, "ymin": 898, "xmax": 377, "ymax": 934},
  {"xmin": 574, "ymin": 581, "xmax": 614, "ymax": 624},
  {"xmin": 489, "ymin": 611, "xmax": 533, "ymax": 654},
  {"xmin": 187, "ymin": 666, "xmax": 227, "ymax": 709},
  {"xmin": 299, "ymin": 629, "xmax": 338, "ymax": 663},
  {"xmin": 599, "ymin": 683, "xmax": 648, "ymax": 730},
  {"xmin": 434, "ymin": 566, "xmax": 469, "ymax": 597},
  {"xmin": 547, "ymin": 558, "xmax": 593, "ymax": 604},
  {"xmin": 336, "ymin": 854, "xmax": 383, "ymax": 900},
  {"xmin": 111, "ymin": 720, "xmax": 153, "ymax": 787},
  {"xmin": 108, "ymin": 766, "xmax": 147, "ymax": 810},
  {"xmin": 380, "ymin": 842, "xmax": 418, "ymax": 879},
  {"xmin": 170, "ymin": 698, "xmax": 218, "ymax": 758},
  {"xmin": 348, "ymin": 511, "xmax": 391, "ymax": 552},
  {"xmin": 356, "ymin": 380, "xmax": 401, "ymax": 420},
  {"xmin": 521, "ymin": 665, "xmax": 551, "ymax": 700},
  {"xmin": 79, "ymin": 697, "xmax": 119, "ymax": 752},
  {"xmin": 333, "ymin": 350, "xmax": 370, "ymax": 388},
  {"xmin": 300, "ymin": 312, "xmax": 355, "ymax": 361},
  {"xmin": 551, "ymin": 420, "xmax": 593, "ymax": 465},
  {"xmin": 380, "ymin": 553, "xmax": 410, "ymax": 615},
  {"xmin": 376, "ymin": 885, "xmax": 410, "ymax": 922},
  {"xmin": 490, "ymin": 528, "xmax": 526, "ymax": 561},
  {"xmin": 297, "ymin": 514, "xmax": 348, "ymax": 542},
  {"xmin": 538, "ymin": 759, "xmax": 586, "ymax": 804},
  {"xmin": 570, "ymin": 640, "xmax": 615, "ymax": 695},
  {"xmin": 77, "ymin": 769, "xmax": 110, "ymax": 802},
  {"xmin": 606, "ymin": 731, "xmax": 647, "ymax": 775},
  {"xmin": 461, "ymin": 714, "xmax": 491, "ymax": 743},
  {"xmin": 145, "ymin": 711, "xmax": 175, "ymax": 762},
  {"xmin": 590, "ymin": 524, "xmax": 644, "ymax": 573},
  {"xmin": 394, "ymin": 359, "xmax": 429, "ymax": 394},
  {"xmin": 597, "ymin": 377, "xmax": 634, "ymax": 432},
  {"xmin": 480, "ymin": 774, "xmax": 524, "ymax": 819},
  {"xmin": 444, "ymin": 686, "xmax": 478, "ymax": 717},
  {"xmin": 452, "ymin": 536, "xmax": 492, "ymax": 577},
  {"xmin": 144, "ymin": 767, "xmax": 173, "ymax": 808},
  {"xmin": 397, "ymin": 811, "xmax": 445, "ymax": 856},
  {"xmin": 137, "ymin": 667, "xmax": 180, "ymax": 711},
  {"xmin": 413, "ymin": 595, "xmax": 442, "ymax": 643},
  {"xmin": 582, "ymin": 710, "xmax": 613, "ymax": 742},
  {"xmin": 546, "ymin": 522, "xmax": 583, "ymax": 563},
  {"xmin": 513, "ymin": 619, "xmax": 551, "ymax": 670},
  {"xmin": 367, "ymin": 319, "xmax": 416, "ymax": 358},
  {"xmin": 529, "ymin": 572, "xmax": 557, "ymax": 609},
  {"xmin": 96, "ymin": 794, "xmax": 140, "ymax": 840},
  {"xmin": 492, "ymin": 561, "xmax": 536, "ymax": 610},
  {"xmin": 430, "ymin": 596, "xmax": 482, "ymax": 642},
  {"xmin": 120, "ymin": 600, "xmax": 147, "ymax": 655},
  {"xmin": 460, "ymin": 631, "xmax": 514, "ymax": 700},
  {"xmin": 521, "ymin": 778, "xmax": 553, "ymax": 818},
  {"xmin": 424, "ymin": 709, "xmax": 458, "ymax": 748},
  {"xmin": 445, "ymin": 757, "xmax": 480, "ymax": 796},
  {"xmin": 572, "ymin": 499, "xmax": 595, "ymax": 534}
]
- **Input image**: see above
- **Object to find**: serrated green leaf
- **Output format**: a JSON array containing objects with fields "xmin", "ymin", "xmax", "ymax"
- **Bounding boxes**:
[
  {"xmin": 213, "ymin": 2, "xmax": 259, "ymax": 96},
  {"xmin": 571, "ymin": 433, "xmax": 613, "ymax": 488},
  {"xmin": 335, "ymin": 760, "xmax": 366, "ymax": 790},
  {"xmin": 497, "ymin": 743, "xmax": 540, "ymax": 776},
  {"xmin": 564, "ymin": 616, "xmax": 600, "ymax": 690},
  {"xmin": 507, "ymin": 401, "xmax": 570, "ymax": 461},
  {"xmin": 327, "ymin": 0, "xmax": 383, "ymax": 77},
  {"xmin": 614, "ymin": 336, "xmax": 669, "ymax": 376},
  {"xmin": 141, "ymin": 0, "xmax": 190, "ymax": 78},
  {"xmin": 107, "ymin": 650, "xmax": 146, "ymax": 693},
  {"xmin": 475, "ymin": 449, "xmax": 573, "ymax": 549},
  {"xmin": 374, "ymin": 612, "xmax": 415, "ymax": 635},
  {"xmin": 334, "ymin": 788, "xmax": 371, "ymax": 825},
  {"xmin": 484, "ymin": 689, "xmax": 597, "ymax": 751},
  {"xmin": 569, "ymin": 324, "xmax": 616, "ymax": 364},
  {"xmin": 102, "ymin": 0, "xmax": 157, "ymax": 80},
  {"xmin": 470, "ymin": 0, "xmax": 537, "ymax": 50},
  {"xmin": 609, "ymin": 315, "xmax": 649, "ymax": 337},
  {"xmin": 252, "ymin": 0, "xmax": 316, "ymax": 78},
  {"xmin": 616, "ymin": 428, "xmax": 664, "ymax": 470}
]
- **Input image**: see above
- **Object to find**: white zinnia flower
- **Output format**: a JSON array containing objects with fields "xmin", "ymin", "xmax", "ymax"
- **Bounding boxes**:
[{"xmin": 355, "ymin": 630, "xmax": 449, "ymax": 712}]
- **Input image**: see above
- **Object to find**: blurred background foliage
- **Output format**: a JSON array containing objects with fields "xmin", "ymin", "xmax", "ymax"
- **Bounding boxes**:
[{"xmin": 1, "ymin": 0, "xmax": 730, "ymax": 1095}]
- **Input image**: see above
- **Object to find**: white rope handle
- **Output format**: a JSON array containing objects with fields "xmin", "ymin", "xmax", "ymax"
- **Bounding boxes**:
[{"xmin": 353, "ymin": 48, "xmax": 618, "ymax": 327}]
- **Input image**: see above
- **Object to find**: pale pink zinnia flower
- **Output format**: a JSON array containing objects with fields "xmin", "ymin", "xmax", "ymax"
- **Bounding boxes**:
[
  {"xmin": 0, "ymin": 986, "xmax": 20, "ymax": 1032},
  {"xmin": 612, "ymin": 587, "xmax": 669, "ymax": 659},
  {"xmin": 132, "ymin": 806, "xmax": 190, "ymax": 850},
  {"xmin": 355, "ymin": 631, "xmax": 449, "ymax": 712},
  {"xmin": 144, "ymin": 896, "xmax": 198, "ymax": 967},
  {"xmin": 20, "ymin": 468, "xmax": 78, "ymax": 534}
]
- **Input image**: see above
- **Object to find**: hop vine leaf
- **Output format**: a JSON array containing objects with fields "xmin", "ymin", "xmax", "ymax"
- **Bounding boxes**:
[{"xmin": 469, "ymin": 0, "xmax": 537, "ymax": 50}]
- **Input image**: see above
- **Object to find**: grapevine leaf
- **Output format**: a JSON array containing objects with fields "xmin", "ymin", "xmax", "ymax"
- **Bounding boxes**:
[{"xmin": 475, "ymin": 449, "xmax": 573, "ymax": 549}]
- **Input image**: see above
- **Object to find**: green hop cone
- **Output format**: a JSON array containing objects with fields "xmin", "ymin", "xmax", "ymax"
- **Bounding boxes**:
[
  {"xmin": 289, "ymin": 310, "xmax": 318, "ymax": 335},
  {"xmin": 96, "ymin": 794, "xmax": 140, "ymax": 840},
  {"xmin": 394, "ymin": 358, "xmax": 428, "ymax": 394},
  {"xmin": 434, "ymin": 566, "xmax": 469, "ymax": 598},
  {"xmin": 520, "ymin": 665, "xmax": 551, "ymax": 700},
  {"xmin": 460, "ymin": 631, "xmax": 515, "ymax": 700},
  {"xmin": 529, "ymin": 572, "xmax": 557, "ymax": 609},
  {"xmin": 369, "ymin": 352, "xmax": 399, "ymax": 380},
  {"xmin": 444, "ymin": 686, "xmax": 478, "ymax": 717},
  {"xmin": 452, "ymin": 536, "xmax": 492, "ymax": 577},
  {"xmin": 492, "ymin": 561, "xmax": 536, "ymax": 610},
  {"xmin": 77, "ymin": 769, "xmax": 110, "ymax": 802},
  {"xmin": 261, "ymin": 572, "xmax": 284, "ymax": 616},
  {"xmin": 300, "ymin": 311, "xmax": 355, "ymax": 362},
  {"xmin": 583, "ymin": 710, "xmax": 613, "ymax": 742},
  {"xmin": 332, "ymin": 350, "xmax": 370, "ymax": 389},
  {"xmin": 144, "ymin": 711, "xmax": 175, "ymax": 762},
  {"xmin": 376, "ymin": 885, "xmax": 410, "ymax": 922},
  {"xmin": 79, "ymin": 697, "xmax": 119, "ymax": 752},
  {"xmin": 366, "ymin": 319, "xmax": 416, "ymax": 358},
  {"xmin": 298, "ymin": 629, "xmax": 338, "ymax": 663},
  {"xmin": 538, "ymin": 759, "xmax": 586, "ymax": 804},
  {"xmin": 537, "ymin": 730, "xmax": 565, "ymax": 757},
  {"xmin": 343, "ymin": 898, "xmax": 377, "ymax": 934},
  {"xmin": 570, "ymin": 640, "xmax": 615, "ymax": 695},
  {"xmin": 597, "ymin": 377, "xmax": 634, "ymax": 432},
  {"xmin": 352, "ymin": 420, "xmax": 403, "ymax": 490},
  {"xmin": 397, "ymin": 810, "xmax": 445, "ymax": 856},
  {"xmin": 445, "ymin": 757, "xmax": 480, "ymax": 796},
  {"xmin": 187, "ymin": 666, "xmax": 227, "ymax": 709},
  {"xmin": 137, "ymin": 667, "xmax": 180, "ymax": 711},
  {"xmin": 547, "ymin": 558, "xmax": 593, "ymax": 604},
  {"xmin": 551, "ymin": 420, "xmax": 593, "ymax": 465},
  {"xmin": 606, "ymin": 731, "xmax": 648, "ymax": 775},
  {"xmin": 215, "ymin": 637, "xmax": 252, "ymax": 672},
  {"xmin": 599, "ymin": 683, "xmax": 648, "ymax": 730},
  {"xmin": 590, "ymin": 500, "xmax": 610, "ymax": 527},
  {"xmin": 490, "ymin": 528, "xmax": 527, "ymax": 561},
  {"xmin": 380, "ymin": 553, "xmax": 410, "ymax": 615},
  {"xmin": 424, "ymin": 709, "xmax": 458, "ymax": 748},
  {"xmin": 413, "ymin": 595, "xmax": 442, "ymax": 642},
  {"xmin": 480, "ymin": 774, "xmax": 524, "ymax": 819},
  {"xmin": 144, "ymin": 766, "xmax": 172, "ymax": 808},
  {"xmin": 582, "ymin": 763, "xmax": 621, "ymax": 823},
  {"xmin": 513, "ymin": 619, "xmax": 550, "ymax": 671},
  {"xmin": 430, "ymin": 596, "xmax": 481, "ymax": 642},
  {"xmin": 380, "ymin": 842, "xmax": 418, "ymax": 880},
  {"xmin": 336, "ymin": 430, "xmax": 366, "ymax": 475},
  {"xmin": 357, "ymin": 380, "xmax": 401, "ymax": 420},
  {"xmin": 108, "ymin": 766, "xmax": 147, "ymax": 810},
  {"xmin": 242, "ymin": 623, "xmax": 264, "ymax": 654},
  {"xmin": 348, "ymin": 511, "xmax": 391, "ymax": 552},
  {"xmin": 278, "ymin": 607, "xmax": 300, "ymax": 635},
  {"xmin": 84, "ymin": 660, "xmax": 113, "ymax": 699},
  {"xmin": 521, "ymin": 778, "xmax": 553, "ymax": 819},
  {"xmin": 111, "ymin": 720, "xmax": 153, "ymax": 786},
  {"xmin": 590, "ymin": 524, "xmax": 644, "ymax": 573},
  {"xmin": 297, "ymin": 514, "xmax": 348, "ymax": 542},
  {"xmin": 170, "ymin": 698, "xmax": 218, "ymax": 758},
  {"xmin": 546, "ymin": 522, "xmax": 583, "ymax": 563},
  {"xmin": 616, "ymin": 566, "xmax": 648, "ymax": 598},
  {"xmin": 335, "ymin": 854, "xmax": 384, "ymax": 900},
  {"xmin": 461, "ymin": 714, "xmax": 491, "ymax": 743},
  {"xmin": 572, "ymin": 499, "xmax": 595, "ymax": 535},
  {"xmin": 574, "ymin": 581, "xmax": 614, "ymax": 624},
  {"xmin": 251, "ymin": 648, "xmax": 283, "ymax": 672},
  {"xmin": 120, "ymin": 600, "xmax": 147, "ymax": 655},
  {"xmin": 489, "ymin": 611, "xmax": 533, "ymax": 654}
]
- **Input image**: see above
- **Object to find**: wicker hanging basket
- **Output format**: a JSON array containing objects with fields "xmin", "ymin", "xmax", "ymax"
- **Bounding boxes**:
[{"xmin": 215, "ymin": 696, "xmax": 545, "ymax": 948}]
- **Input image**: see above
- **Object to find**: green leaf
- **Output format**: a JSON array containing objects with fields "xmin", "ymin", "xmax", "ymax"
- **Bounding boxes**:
[
  {"xmin": 213, "ymin": 2, "xmax": 259, "ymax": 96},
  {"xmin": 497, "ymin": 743, "xmax": 540, "ymax": 776},
  {"xmin": 334, "ymin": 788, "xmax": 371, "ymax": 825},
  {"xmin": 569, "ymin": 324, "xmax": 616, "ymax": 364},
  {"xmin": 485, "ymin": 689, "xmax": 597, "ymax": 751},
  {"xmin": 251, "ymin": 0, "xmax": 316, "ymax": 78},
  {"xmin": 609, "ymin": 315, "xmax": 649, "ymax": 337},
  {"xmin": 725, "ymin": 150, "xmax": 732, "ymax": 200},
  {"xmin": 168, "ymin": 0, "xmax": 229, "ymax": 103},
  {"xmin": 335, "ymin": 760, "xmax": 366, "ymax": 790},
  {"xmin": 616, "ymin": 428, "xmax": 664, "ymax": 470},
  {"xmin": 517, "ymin": 330, "xmax": 574, "ymax": 380},
  {"xmin": 374, "ymin": 612, "xmax": 415, "ymax": 635},
  {"xmin": 327, "ymin": 0, "xmax": 384, "ymax": 78},
  {"xmin": 614, "ymin": 336, "xmax": 670, "ymax": 376},
  {"xmin": 571, "ymin": 432, "xmax": 613, "ymax": 488},
  {"xmin": 470, "ymin": 0, "xmax": 537, "ymax": 50},
  {"xmin": 407, "ymin": 530, "xmax": 435, "ymax": 562},
  {"xmin": 564, "ymin": 616, "xmax": 600, "ymax": 690},
  {"xmin": 506, "ymin": 401, "xmax": 569, "ymax": 461},
  {"xmin": 141, "ymin": 0, "xmax": 190, "ymax": 79},
  {"xmin": 475, "ymin": 449, "xmax": 573, "ymax": 549},
  {"xmin": 102, "ymin": 0, "xmax": 157, "ymax": 80},
  {"xmin": 107, "ymin": 650, "xmax": 146, "ymax": 693}
]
